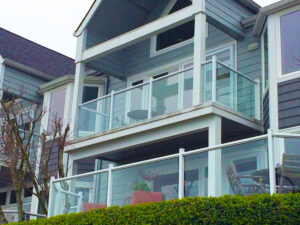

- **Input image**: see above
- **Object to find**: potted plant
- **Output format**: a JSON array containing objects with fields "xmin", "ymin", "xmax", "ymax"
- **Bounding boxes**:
[{"xmin": 132, "ymin": 181, "xmax": 163, "ymax": 205}]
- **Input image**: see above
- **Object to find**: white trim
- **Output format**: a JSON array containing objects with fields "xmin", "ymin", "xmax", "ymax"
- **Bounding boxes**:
[
  {"xmin": 74, "ymin": 0, "xmax": 103, "ymax": 37},
  {"xmin": 0, "ymin": 55, "xmax": 5, "ymax": 102},
  {"xmin": 274, "ymin": 5, "xmax": 300, "ymax": 80},
  {"xmin": 267, "ymin": 14, "xmax": 279, "ymax": 131},
  {"xmin": 81, "ymin": 6, "xmax": 200, "ymax": 63},
  {"xmin": 261, "ymin": 25, "xmax": 269, "ymax": 95}
]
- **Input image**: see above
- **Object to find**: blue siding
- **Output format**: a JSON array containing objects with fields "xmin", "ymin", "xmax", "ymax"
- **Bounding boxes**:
[
  {"xmin": 3, "ymin": 66, "xmax": 45, "ymax": 103},
  {"xmin": 278, "ymin": 78, "xmax": 300, "ymax": 129}
]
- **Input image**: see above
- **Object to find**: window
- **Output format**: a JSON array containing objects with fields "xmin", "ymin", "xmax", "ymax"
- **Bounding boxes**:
[
  {"xmin": 0, "ymin": 192, "xmax": 7, "ymax": 205},
  {"xmin": 47, "ymin": 88, "xmax": 66, "ymax": 132},
  {"xmin": 152, "ymin": 0, "xmax": 193, "ymax": 55},
  {"xmin": 280, "ymin": 9, "xmax": 300, "ymax": 75},
  {"xmin": 24, "ymin": 187, "xmax": 33, "ymax": 198},
  {"xmin": 82, "ymin": 86, "xmax": 99, "ymax": 103},
  {"xmin": 9, "ymin": 190, "xmax": 17, "ymax": 204}
]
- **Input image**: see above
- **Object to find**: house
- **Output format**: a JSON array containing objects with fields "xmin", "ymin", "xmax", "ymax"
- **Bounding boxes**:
[
  {"xmin": 28, "ymin": 0, "xmax": 300, "ymax": 217},
  {"xmin": 0, "ymin": 28, "xmax": 75, "ymax": 222}
]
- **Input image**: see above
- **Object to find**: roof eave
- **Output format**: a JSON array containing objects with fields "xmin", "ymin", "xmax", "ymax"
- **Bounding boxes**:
[{"xmin": 254, "ymin": 0, "xmax": 300, "ymax": 36}]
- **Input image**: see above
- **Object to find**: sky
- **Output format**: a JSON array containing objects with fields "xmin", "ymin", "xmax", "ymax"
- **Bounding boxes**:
[{"xmin": 0, "ymin": 0, "xmax": 279, "ymax": 59}]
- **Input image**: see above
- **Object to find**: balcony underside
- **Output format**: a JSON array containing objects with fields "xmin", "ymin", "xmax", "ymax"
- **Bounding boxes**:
[{"xmin": 67, "ymin": 102, "xmax": 262, "ymax": 161}]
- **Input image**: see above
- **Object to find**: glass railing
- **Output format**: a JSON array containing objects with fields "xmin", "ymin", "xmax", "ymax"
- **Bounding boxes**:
[
  {"xmin": 76, "ymin": 58, "xmax": 259, "ymax": 138},
  {"xmin": 49, "ymin": 132, "xmax": 295, "ymax": 217},
  {"xmin": 203, "ymin": 57, "xmax": 259, "ymax": 119}
]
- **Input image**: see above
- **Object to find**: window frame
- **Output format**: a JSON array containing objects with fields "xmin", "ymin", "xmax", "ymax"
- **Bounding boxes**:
[
  {"xmin": 275, "ymin": 5, "xmax": 300, "ymax": 81},
  {"xmin": 261, "ymin": 24, "xmax": 269, "ymax": 96},
  {"xmin": 150, "ymin": 0, "xmax": 208, "ymax": 58}
]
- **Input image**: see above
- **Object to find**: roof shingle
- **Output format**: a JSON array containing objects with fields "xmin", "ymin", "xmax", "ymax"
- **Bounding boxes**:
[{"xmin": 0, "ymin": 28, "xmax": 75, "ymax": 80}]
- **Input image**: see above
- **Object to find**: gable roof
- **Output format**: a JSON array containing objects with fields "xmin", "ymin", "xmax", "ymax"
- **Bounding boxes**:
[
  {"xmin": 74, "ymin": 0, "xmax": 261, "ymax": 37},
  {"xmin": 0, "ymin": 28, "xmax": 75, "ymax": 80}
]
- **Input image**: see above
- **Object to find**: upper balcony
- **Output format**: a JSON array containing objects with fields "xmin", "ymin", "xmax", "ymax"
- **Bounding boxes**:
[
  {"xmin": 76, "ymin": 57, "xmax": 260, "ymax": 139},
  {"xmin": 69, "ymin": 0, "xmax": 262, "ymax": 151}
]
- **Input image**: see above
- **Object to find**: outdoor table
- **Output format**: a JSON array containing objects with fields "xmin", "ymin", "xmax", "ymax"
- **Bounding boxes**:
[{"xmin": 127, "ymin": 110, "xmax": 160, "ymax": 121}]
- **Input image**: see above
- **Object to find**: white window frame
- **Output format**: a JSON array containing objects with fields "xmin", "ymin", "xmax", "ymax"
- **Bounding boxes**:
[
  {"xmin": 261, "ymin": 24, "xmax": 269, "ymax": 96},
  {"xmin": 150, "ymin": 0, "xmax": 208, "ymax": 58},
  {"xmin": 274, "ymin": 5, "xmax": 300, "ymax": 82}
]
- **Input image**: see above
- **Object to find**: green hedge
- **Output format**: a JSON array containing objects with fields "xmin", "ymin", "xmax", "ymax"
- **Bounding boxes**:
[{"xmin": 13, "ymin": 194, "xmax": 300, "ymax": 225}]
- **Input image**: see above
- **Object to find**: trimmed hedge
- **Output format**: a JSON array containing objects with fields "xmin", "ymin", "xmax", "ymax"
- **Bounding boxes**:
[{"xmin": 13, "ymin": 194, "xmax": 300, "ymax": 225}]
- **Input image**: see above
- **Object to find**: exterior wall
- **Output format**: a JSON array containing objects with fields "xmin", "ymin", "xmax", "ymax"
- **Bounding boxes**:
[
  {"xmin": 206, "ymin": 0, "xmax": 255, "ymax": 38},
  {"xmin": 278, "ymin": 78, "xmax": 300, "ymax": 129},
  {"xmin": 2, "ymin": 66, "xmax": 46, "ymax": 103}
]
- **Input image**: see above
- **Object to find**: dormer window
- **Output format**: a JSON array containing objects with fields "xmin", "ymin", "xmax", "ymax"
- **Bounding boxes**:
[{"xmin": 151, "ymin": 0, "xmax": 194, "ymax": 56}]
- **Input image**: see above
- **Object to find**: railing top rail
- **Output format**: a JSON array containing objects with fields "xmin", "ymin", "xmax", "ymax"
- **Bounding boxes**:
[
  {"xmin": 53, "ymin": 168, "xmax": 109, "ymax": 183},
  {"xmin": 53, "ymin": 134, "xmax": 268, "ymax": 183},
  {"xmin": 217, "ymin": 61, "xmax": 258, "ymax": 84},
  {"xmin": 3, "ymin": 210, "xmax": 46, "ymax": 218},
  {"xmin": 273, "ymin": 132, "xmax": 300, "ymax": 138}
]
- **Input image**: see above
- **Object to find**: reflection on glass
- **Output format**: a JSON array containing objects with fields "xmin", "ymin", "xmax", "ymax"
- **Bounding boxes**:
[
  {"xmin": 184, "ymin": 152, "xmax": 208, "ymax": 197},
  {"xmin": 280, "ymin": 10, "xmax": 300, "ymax": 75},
  {"xmin": 222, "ymin": 139, "xmax": 269, "ymax": 196},
  {"xmin": 78, "ymin": 96, "xmax": 111, "ymax": 137},
  {"xmin": 111, "ymin": 158, "xmax": 179, "ymax": 206},
  {"xmin": 50, "ymin": 173, "xmax": 108, "ymax": 217}
]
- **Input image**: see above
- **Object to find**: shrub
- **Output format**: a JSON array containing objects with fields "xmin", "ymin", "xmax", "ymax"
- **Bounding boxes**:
[{"xmin": 12, "ymin": 194, "xmax": 300, "ymax": 225}]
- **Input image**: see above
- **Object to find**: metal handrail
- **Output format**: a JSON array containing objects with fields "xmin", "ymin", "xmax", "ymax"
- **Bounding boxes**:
[{"xmin": 53, "ymin": 134, "xmax": 268, "ymax": 183}]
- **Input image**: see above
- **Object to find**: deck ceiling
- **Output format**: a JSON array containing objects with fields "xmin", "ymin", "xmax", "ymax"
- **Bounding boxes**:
[{"xmin": 87, "ymin": 0, "xmax": 160, "ymax": 40}]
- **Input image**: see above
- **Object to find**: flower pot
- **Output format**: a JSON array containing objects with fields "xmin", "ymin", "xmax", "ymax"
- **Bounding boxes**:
[{"xmin": 132, "ymin": 190, "xmax": 163, "ymax": 205}]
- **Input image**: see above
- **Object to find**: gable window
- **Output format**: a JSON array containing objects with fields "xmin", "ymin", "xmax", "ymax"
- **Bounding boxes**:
[
  {"xmin": 280, "ymin": 9, "xmax": 300, "ymax": 75},
  {"xmin": 151, "ymin": 0, "xmax": 194, "ymax": 56}
]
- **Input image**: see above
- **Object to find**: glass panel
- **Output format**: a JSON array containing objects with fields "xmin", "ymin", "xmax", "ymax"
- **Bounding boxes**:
[
  {"xmin": 112, "ymin": 158, "xmax": 179, "ymax": 206},
  {"xmin": 222, "ymin": 139, "xmax": 269, "ymax": 196},
  {"xmin": 273, "ymin": 137, "xmax": 300, "ymax": 194},
  {"xmin": 183, "ymin": 64, "xmax": 193, "ymax": 109},
  {"xmin": 152, "ymin": 74, "xmax": 179, "ymax": 117},
  {"xmin": 48, "ymin": 88, "xmax": 66, "ymax": 132},
  {"xmin": 280, "ymin": 9, "xmax": 300, "ymax": 75},
  {"xmin": 112, "ymin": 83, "xmax": 149, "ymax": 129},
  {"xmin": 216, "ymin": 63, "xmax": 233, "ymax": 108},
  {"xmin": 203, "ymin": 62, "xmax": 212, "ymax": 102},
  {"xmin": 50, "ymin": 172, "xmax": 108, "ymax": 217},
  {"xmin": 184, "ymin": 152, "xmax": 208, "ymax": 197},
  {"xmin": 77, "ymin": 96, "xmax": 111, "ymax": 138},
  {"xmin": 237, "ymin": 75, "xmax": 255, "ymax": 118}
]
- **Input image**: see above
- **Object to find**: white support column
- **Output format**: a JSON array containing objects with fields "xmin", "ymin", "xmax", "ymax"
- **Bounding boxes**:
[
  {"xmin": 47, "ymin": 176, "xmax": 56, "ymax": 218},
  {"xmin": 70, "ymin": 29, "xmax": 87, "ymax": 139},
  {"xmin": 267, "ymin": 15, "xmax": 279, "ymax": 131},
  {"xmin": 193, "ymin": 0, "xmax": 206, "ymax": 106},
  {"xmin": 0, "ymin": 55, "xmax": 5, "ymax": 102},
  {"xmin": 208, "ymin": 115, "xmax": 222, "ymax": 197},
  {"xmin": 211, "ymin": 55, "xmax": 217, "ymax": 102},
  {"xmin": 109, "ymin": 91, "xmax": 115, "ymax": 130},
  {"xmin": 148, "ymin": 78, "xmax": 153, "ymax": 119},
  {"xmin": 106, "ymin": 164, "xmax": 114, "ymax": 207},
  {"xmin": 178, "ymin": 148, "xmax": 185, "ymax": 199},
  {"xmin": 267, "ymin": 129, "xmax": 276, "ymax": 195}
]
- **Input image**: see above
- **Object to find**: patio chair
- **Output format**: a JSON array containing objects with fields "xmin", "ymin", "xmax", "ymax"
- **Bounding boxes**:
[
  {"xmin": 278, "ymin": 154, "xmax": 300, "ymax": 194},
  {"xmin": 226, "ymin": 162, "xmax": 266, "ymax": 196}
]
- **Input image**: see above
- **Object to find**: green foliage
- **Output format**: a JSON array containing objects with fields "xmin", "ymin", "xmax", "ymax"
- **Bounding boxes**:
[
  {"xmin": 133, "ymin": 181, "xmax": 151, "ymax": 192},
  {"xmin": 11, "ymin": 194, "xmax": 300, "ymax": 225}
]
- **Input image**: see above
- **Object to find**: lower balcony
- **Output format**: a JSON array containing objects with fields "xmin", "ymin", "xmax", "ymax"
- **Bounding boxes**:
[
  {"xmin": 48, "ymin": 131, "xmax": 300, "ymax": 217},
  {"xmin": 76, "ymin": 57, "xmax": 260, "ymax": 139}
]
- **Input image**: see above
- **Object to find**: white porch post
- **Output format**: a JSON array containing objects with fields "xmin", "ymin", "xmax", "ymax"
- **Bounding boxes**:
[
  {"xmin": 0, "ymin": 55, "xmax": 5, "ymax": 102},
  {"xmin": 193, "ymin": 0, "xmax": 206, "ymax": 106},
  {"xmin": 70, "ymin": 29, "xmax": 87, "ymax": 138},
  {"xmin": 208, "ymin": 115, "xmax": 222, "ymax": 197}
]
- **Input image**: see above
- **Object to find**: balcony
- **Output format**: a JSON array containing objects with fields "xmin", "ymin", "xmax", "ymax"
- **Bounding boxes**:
[
  {"xmin": 76, "ymin": 57, "xmax": 260, "ymax": 139},
  {"xmin": 48, "ymin": 131, "xmax": 300, "ymax": 217}
]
